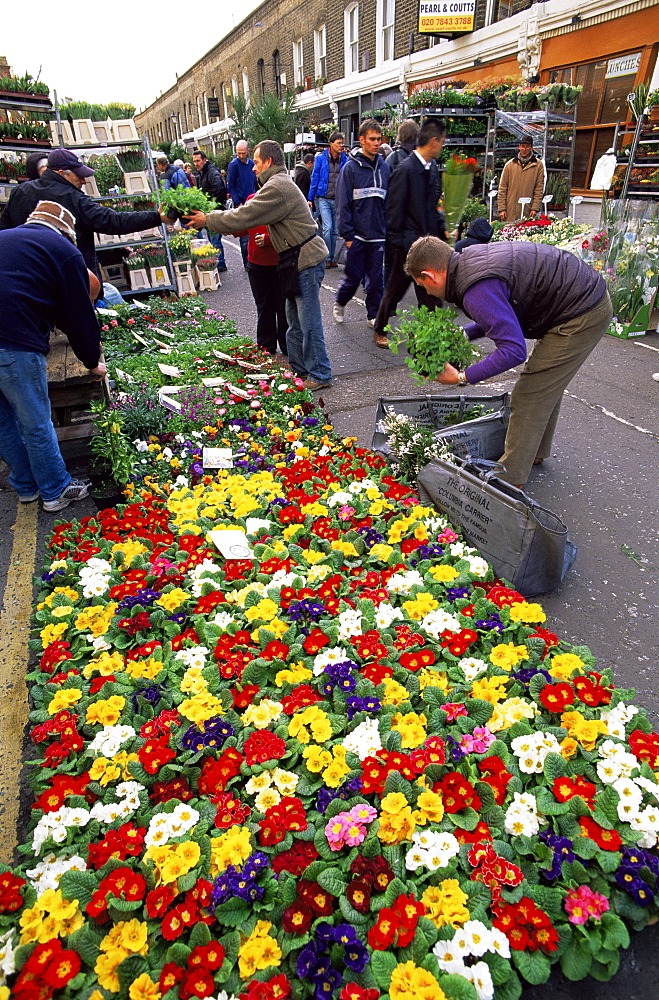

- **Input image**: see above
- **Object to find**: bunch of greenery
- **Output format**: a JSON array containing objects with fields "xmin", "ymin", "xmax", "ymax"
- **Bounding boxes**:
[
  {"xmin": 89, "ymin": 401, "xmax": 135, "ymax": 486},
  {"xmin": 0, "ymin": 121, "xmax": 50, "ymax": 141},
  {"xmin": 90, "ymin": 154, "xmax": 124, "ymax": 195},
  {"xmin": 142, "ymin": 243, "xmax": 167, "ymax": 267},
  {"xmin": 408, "ymin": 88, "xmax": 479, "ymax": 109},
  {"xmin": 246, "ymin": 91, "xmax": 302, "ymax": 146},
  {"xmin": 168, "ymin": 229, "xmax": 194, "ymax": 261},
  {"xmin": 387, "ymin": 305, "xmax": 477, "ymax": 383},
  {"xmin": 459, "ymin": 197, "xmax": 490, "ymax": 230},
  {"xmin": 159, "ymin": 185, "xmax": 217, "ymax": 216},
  {"xmin": 0, "ymin": 73, "xmax": 49, "ymax": 96},
  {"xmin": 59, "ymin": 100, "xmax": 135, "ymax": 120},
  {"xmin": 117, "ymin": 149, "xmax": 146, "ymax": 173}
]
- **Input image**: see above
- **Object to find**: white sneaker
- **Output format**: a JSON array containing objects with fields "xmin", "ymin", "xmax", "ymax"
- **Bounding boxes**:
[
  {"xmin": 653, "ymin": 373, "xmax": 659, "ymax": 382},
  {"xmin": 333, "ymin": 303, "xmax": 345, "ymax": 323},
  {"xmin": 366, "ymin": 318, "xmax": 375, "ymax": 328},
  {"xmin": 43, "ymin": 478, "xmax": 90, "ymax": 512}
]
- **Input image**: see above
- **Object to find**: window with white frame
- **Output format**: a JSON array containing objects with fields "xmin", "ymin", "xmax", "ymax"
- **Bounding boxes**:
[
  {"xmin": 379, "ymin": 0, "xmax": 395, "ymax": 63},
  {"xmin": 242, "ymin": 68, "xmax": 250, "ymax": 100},
  {"xmin": 293, "ymin": 38, "xmax": 304, "ymax": 88},
  {"xmin": 231, "ymin": 76, "xmax": 240, "ymax": 104},
  {"xmin": 314, "ymin": 24, "xmax": 327, "ymax": 81},
  {"xmin": 345, "ymin": 3, "xmax": 359, "ymax": 76}
]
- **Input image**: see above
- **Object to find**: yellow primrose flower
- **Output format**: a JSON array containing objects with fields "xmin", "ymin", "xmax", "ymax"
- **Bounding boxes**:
[
  {"xmin": 287, "ymin": 705, "xmax": 332, "ymax": 744},
  {"xmin": 402, "ymin": 593, "xmax": 438, "ymax": 621},
  {"xmin": 489, "ymin": 642, "xmax": 528, "ymax": 670},
  {"xmin": 238, "ymin": 921, "xmax": 282, "ymax": 979},
  {"xmin": 40, "ymin": 621, "xmax": 68, "ymax": 648},
  {"xmin": 41, "ymin": 586, "xmax": 79, "ymax": 608},
  {"xmin": 548, "ymin": 652, "xmax": 586, "ymax": 680},
  {"xmin": 382, "ymin": 677, "xmax": 409, "ymax": 706},
  {"xmin": 414, "ymin": 790, "xmax": 445, "ymax": 825},
  {"xmin": 303, "ymin": 549, "xmax": 329, "ymax": 565},
  {"xmin": 508, "ymin": 601, "xmax": 546, "ymax": 624},
  {"xmin": 89, "ymin": 752, "xmax": 139, "ymax": 787},
  {"xmin": 156, "ymin": 588, "xmax": 189, "ymax": 612},
  {"xmin": 560, "ymin": 710, "xmax": 607, "ymax": 750},
  {"xmin": 114, "ymin": 918, "xmax": 149, "ymax": 954},
  {"xmin": 244, "ymin": 598, "xmax": 278, "ymax": 622},
  {"xmin": 84, "ymin": 650, "xmax": 125, "ymax": 677},
  {"xmin": 49, "ymin": 605, "xmax": 74, "ymax": 618},
  {"xmin": 470, "ymin": 675, "xmax": 508, "ymax": 705},
  {"xmin": 421, "ymin": 880, "xmax": 470, "ymax": 929},
  {"xmin": 179, "ymin": 692, "xmax": 225, "ymax": 724},
  {"xmin": 488, "ymin": 696, "xmax": 537, "ymax": 732},
  {"xmin": 377, "ymin": 792, "xmax": 417, "ymax": 844},
  {"xmin": 418, "ymin": 669, "xmax": 449, "ymax": 693},
  {"xmin": 129, "ymin": 973, "xmax": 161, "ymax": 1000},
  {"xmin": 369, "ymin": 543, "xmax": 394, "ymax": 562},
  {"xmin": 429, "ymin": 564, "xmax": 460, "ymax": 583},
  {"xmin": 275, "ymin": 663, "xmax": 313, "ymax": 686},
  {"xmin": 47, "ymin": 688, "xmax": 82, "ymax": 715},
  {"xmin": 389, "ymin": 961, "xmax": 447, "ymax": 1000},
  {"xmin": 210, "ymin": 826, "xmax": 252, "ymax": 874},
  {"xmin": 391, "ymin": 711, "xmax": 428, "ymax": 749},
  {"xmin": 74, "ymin": 603, "xmax": 117, "ymax": 636},
  {"xmin": 331, "ymin": 540, "xmax": 359, "ymax": 558},
  {"xmin": 111, "ymin": 539, "xmax": 148, "ymax": 567},
  {"xmin": 86, "ymin": 696, "xmax": 126, "ymax": 726},
  {"xmin": 123, "ymin": 657, "xmax": 162, "ymax": 680}
]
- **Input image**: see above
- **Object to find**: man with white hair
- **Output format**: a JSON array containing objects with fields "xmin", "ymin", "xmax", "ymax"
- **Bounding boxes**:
[
  {"xmin": 227, "ymin": 139, "xmax": 257, "ymax": 267},
  {"xmin": 0, "ymin": 201, "xmax": 106, "ymax": 511}
]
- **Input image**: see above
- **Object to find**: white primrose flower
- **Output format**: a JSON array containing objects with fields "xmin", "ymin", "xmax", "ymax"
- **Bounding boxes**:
[
  {"xmin": 387, "ymin": 570, "xmax": 425, "ymax": 595},
  {"xmin": 326, "ymin": 490, "xmax": 353, "ymax": 506},
  {"xmin": 272, "ymin": 768, "xmax": 299, "ymax": 795},
  {"xmin": 0, "ymin": 929, "xmax": 16, "ymax": 978},
  {"xmin": 26, "ymin": 854, "xmax": 86, "ymax": 896},
  {"xmin": 613, "ymin": 777, "xmax": 644, "ymax": 822},
  {"xmin": 374, "ymin": 602, "xmax": 404, "ymax": 629},
  {"xmin": 462, "ymin": 919, "xmax": 493, "ymax": 957},
  {"xmin": 175, "ymin": 645, "xmax": 210, "ymax": 669},
  {"xmin": 312, "ymin": 646, "xmax": 349, "ymax": 676},
  {"xmin": 212, "ymin": 610, "xmax": 235, "ymax": 629},
  {"xmin": 504, "ymin": 791, "xmax": 540, "ymax": 836},
  {"xmin": 420, "ymin": 607, "xmax": 461, "ymax": 640},
  {"xmin": 88, "ymin": 725, "xmax": 136, "ymax": 757},
  {"xmin": 255, "ymin": 787, "xmax": 282, "ymax": 812},
  {"xmin": 635, "ymin": 776, "xmax": 659, "ymax": 802},
  {"xmin": 133, "ymin": 439, "xmax": 149, "ymax": 452},
  {"xmin": 338, "ymin": 608, "xmax": 362, "ymax": 640},
  {"xmin": 89, "ymin": 634, "xmax": 111, "ymax": 652},
  {"xmin": 245, "ymin": 517, "xmax": 272, "ymax": 535},
  {"xmin": 343, "ymin": 718, "xmax": 382, "ymax": 761},
  {"xmin": 601, "ymin": 701, "xmax": 639, "ymax": 739},
  {"xmin": 450, "ymin": 926, "xmax": 473, "ymax": 956},
  {"xmin": 511, "ymin": 731, "xmax": 562, "ymax": 773},
  {"xmin": 489, "ymin": 927, "xmax": 511, "ymax": 959},
  {"xmin": 464, "ymin": 960, "xmax": 495, "ymax": 1000},
  {"xmin": 433, "ymin": 940, "xmax": 470, "ymax": 972},
  {"xmin": 458, "ymin": 656, "xmax": 489, "ymax": 682}
]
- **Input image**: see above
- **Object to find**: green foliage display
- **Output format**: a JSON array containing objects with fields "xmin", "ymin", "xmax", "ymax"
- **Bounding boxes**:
[
  {"xmin": 0, "ymin": 73, "xmax": 49, "ymax": 96},
  {"xmin": 90, "ymin": 154, "xmax": 124, "ymax": 195},
  {"xmin": 58, "ymin": 100, "xmax": 135, "ymax": 120},
  {"xmin": 89, "ymin": 402, "xmax": 135, "ymax": 485},
  {"xmin": 159, "ymin": 185, "xmax": 218, "ymax": 215},
  {"xmin": 116, "ymin": 149, "xmax": 146, "ymax": 173},
  {"xmin": 247, "ymin": 91, "xmax": 302, "ymax": 146},
  {"xmin": 387, "ymin": 306, "xmax": 477, "ymax": 383}
]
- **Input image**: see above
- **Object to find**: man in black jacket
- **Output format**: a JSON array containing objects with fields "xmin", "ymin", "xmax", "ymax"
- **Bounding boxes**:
[
  {"xmin": 192, "ymin": 149, "xmax": 227, "ymax": 272},
  {"xmin": 372, "ymin": 118, "xmax": 446, "ymax": 348},
  {"xmin": 0, "ymin": 148, "xmax": 162, "ymax": 281}
]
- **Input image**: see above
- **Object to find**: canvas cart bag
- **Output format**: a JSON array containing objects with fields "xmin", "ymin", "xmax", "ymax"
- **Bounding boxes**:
[
  {"xmin": 432, "ymin": 408, "xmax": 509, "ymax": 461},
  {"xmin": 417, "ymin": 456, "xmax": 577, "ymax": 596},
  {"xmin": 371, "ymin": 392, "xmax": 510, "ymax": 455}
]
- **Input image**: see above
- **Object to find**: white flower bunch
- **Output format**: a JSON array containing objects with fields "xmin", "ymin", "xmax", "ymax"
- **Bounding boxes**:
[
  {"xmin": 457, "ymin": 656, "xmax": 489, "ymax": 682},
  {"xmin": 244, "ymin": 517, "xmax": 272, "ymax": 535},
  {"xmin": 242, "ymin": 698, "xmax": 283, "ymax": 730},
  {"xmin": 405, "ymin": 829, "xmax": 460, "ymax": 871},
  {"xmin": 420, "ymin": 607, "xmax": 462, "ymax": 641},
  {"xmin": 32, "ymin": 805, "xmax": 91, "ymax": 853},
  {"xmin": 211, "ymin": 610, "xmax": 235, "ymax": 629},
  {"xmin": 596, "ymin": 739, "xmax": 639, "ymax": 783},
  {"xmin": 145, "ymin": 802, "xmax": 200, "ymax": 848},
  {"xmin": 511, "ymin": 731, "xmax": 562, "ymax": 773},
  {"xmin": 326, "ymin": 490, "xmax": 354, "ymax": 507},
  {"xmin": 374, "ymin": 602, "xmax": 404, "ymax": 629},
  {"xmin": 0, "ymin": 929, "xmax": 16, "ymax": 980},
  {"xmin": 26, "ymin": 853, "xmax": 87, "ymax": 896},
  {"xmin": 600, "ymin": 701, "xmax": 639, "ymax": 740},
  {"xmin": 88, "ymin": 724, "xmax": 136, "ymax": 757},
  {"xmin": 78, "ymin": 557, "xmax": 112, "ymax": 598},
  {"xmin": 338, "ymin": 608, "xmax": 362, "ymax": 641},
  {"xmin": 90, "ymin": 781, "xmax": 144, "ymax": 825},
  {"xmin": 313, "ymin": 646, "xmax": 350, "ymax": 676},
  {"xmin": 343, "ymin": 719, "xmax": 382, "ymax": 760},
  {"xmin": 504, "ymin": 790, "xmax": 541, "ymax": 836},
  {"xmin": 175, "ymin": 644, "xmax": 210, "ymax": 669},
  {"xmin": 188, "ymin": 558, "xmax": 224, "ymax": 597},
  {"xmin": 387, "ymin": 570, "xmax": 425, "ymax": 595},
  {"xmin": 244, "ymin": 767, "xmax": 299, "ymax": 811},
  {"xmin": 434, "ymin": 920, "xmax": 510, "ymax": 999}
]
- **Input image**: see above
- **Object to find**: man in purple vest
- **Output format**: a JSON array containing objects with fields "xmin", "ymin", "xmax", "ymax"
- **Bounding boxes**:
[{"xmin": 404, "ymin": 236, "xmax": 613, "ymax": 487}]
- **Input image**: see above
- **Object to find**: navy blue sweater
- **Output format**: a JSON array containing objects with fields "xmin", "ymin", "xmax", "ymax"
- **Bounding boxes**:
[
  {"xmin": 0, "ymin": 225, "xmax": 102, "ymax": 369},
  {"xmin": 335, "ymin": 150, "xmax": 390, "ymax": 242},
  {"xmin": 227, "ymin": 157, "xmax": 257, "ymax": 207}
]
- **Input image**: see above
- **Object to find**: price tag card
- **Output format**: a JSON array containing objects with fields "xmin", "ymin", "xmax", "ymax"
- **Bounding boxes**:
[
  {"xmin": 132, "ymin": 332, "xmax": 150, "ymax": 347},
  {"xmin": 201, "ymin": 376, "xmax": 226, "ymax": 387},
  {"xmin": 213, "ymin": 350, "xmax": 238, "ymax": 363},
  {"xmin": 159, "ymin": 385, "xmax": 187, "ymax": 394},
  {"xmin": 152, "ymin": 326, "xmax": 175, "ymax": 339},
  {"xmin": 96, "ymin": 307, "xmax": 116, "ymax": 316},
  {"xmin": 245, "ymin": 373, "xmax": 274, "ymax": 380},
  {"xmin": 114, "ymin": 368, "xmax": 135, "ymax": 383},
  {"xmin": 154, "ymin": 339, "xmax": 173, "ymax": 351},
  {"xmin": 158, "ymin": 392, "xmax": 182, "ymax": 413},
  {"xmin": 207, "ymin": 529, "xmax": 254, "ymax": 560},
  {"xmin": 226, "ymin": 383, "xmax": 251, "ymax": 399},
  {"xmin": 203, "ymin": 447, "xmax": 233, "ymax": 469},
  {"xmin": 158, "ymin": 363, "xmax": 182, "ymax": 377},
  {"xmin": 132, "ymin": 301, "xmax": 149, "ymax": 310}
]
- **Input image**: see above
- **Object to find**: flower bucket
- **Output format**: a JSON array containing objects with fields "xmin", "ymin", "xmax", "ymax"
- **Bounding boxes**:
[
  {"xmin": 443, "ymin": 171, "xmax": 474, "ymax": 234},
  {"xmin": 607, "ymin": 298, "xmax": 655, "ymax": 338}
]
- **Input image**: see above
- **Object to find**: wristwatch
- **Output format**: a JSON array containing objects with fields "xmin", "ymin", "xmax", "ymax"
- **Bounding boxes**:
[{"xmin": 457, "ymin": 371, "xmax": 468, "ymax": 387}]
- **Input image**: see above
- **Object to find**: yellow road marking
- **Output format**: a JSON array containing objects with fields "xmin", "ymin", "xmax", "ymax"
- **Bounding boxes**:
[{"xmin": 0, "ymin": 501, "xmax": 38, "ymax": 861}]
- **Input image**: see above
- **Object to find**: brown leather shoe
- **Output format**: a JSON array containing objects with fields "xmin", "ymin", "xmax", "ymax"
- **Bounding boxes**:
[{"xmin": 374, "ymin": 333, "xmax": 389, "ymax": 349}]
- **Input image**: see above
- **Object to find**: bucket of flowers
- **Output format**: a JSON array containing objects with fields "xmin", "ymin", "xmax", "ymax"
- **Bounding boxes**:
[{"xmin": 192, "ymin": 244, "xmax": 219, "ymax": 272}]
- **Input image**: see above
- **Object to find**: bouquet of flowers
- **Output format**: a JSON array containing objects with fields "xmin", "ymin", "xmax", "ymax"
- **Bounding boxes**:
[
  {"xmin": 124, "ymin": 252, "xmax": 146, "ymax": 271},
  {"xmin": 142, "ymin": 243, "xmax": 167, "ymax": 268},
  {"xmin": 442, "ymin": 156, "xmax": 479, "ymax": 236},
  {"xmin": 192, "ymin": 244, "xmax": 219, "ymax": 271}
]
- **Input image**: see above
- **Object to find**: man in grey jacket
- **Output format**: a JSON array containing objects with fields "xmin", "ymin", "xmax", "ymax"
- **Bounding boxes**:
[{"xmin": 185, "ymin": 140, "xmax": 332, "ymax": 390}]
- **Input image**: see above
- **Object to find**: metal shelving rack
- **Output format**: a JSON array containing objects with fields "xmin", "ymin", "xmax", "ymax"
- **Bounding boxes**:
[
  {"xmin": 619, "ymin": 107, "xmax": 659, "ymax": 201},
  {"xmin": 407, "ymin": 105, "xmax": 492, "ymax": 195}
]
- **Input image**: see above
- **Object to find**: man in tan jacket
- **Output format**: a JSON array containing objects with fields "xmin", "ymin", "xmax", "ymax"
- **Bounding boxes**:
[
  {"xmin": 184, "ymin": 140, "xmax": 332, "ymax": 391},
  {"xmin": 497, "ymin": 138, "xmax": 545, "ymax": 222}
]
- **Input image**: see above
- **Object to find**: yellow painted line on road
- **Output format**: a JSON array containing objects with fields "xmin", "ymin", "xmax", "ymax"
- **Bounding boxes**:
[{"xmin": 0, "ymin": 501, "xmax": 38, "ymax": 862}]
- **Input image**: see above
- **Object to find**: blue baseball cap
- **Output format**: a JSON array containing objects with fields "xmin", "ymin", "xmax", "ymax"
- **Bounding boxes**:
[{"xmin": 48, "ymin": 148, "xmax": 95, "ymax": 177}]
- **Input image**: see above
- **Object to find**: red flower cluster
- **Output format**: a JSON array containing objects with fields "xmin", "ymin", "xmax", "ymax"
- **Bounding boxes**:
[
  {"xmin": 0, "ymin": 872, "xmax": 26, "ymax": 913},
  {"xmin": 399, "ymin": 648, "xmax": 436, "ymax": 671},
  {"xmin": 340, "ymin": 986, "xmax": 380, "ymax": 1000},
  {"xmin": 258, "ymin": 796, "xmax": 307, "ymax": 846},
  {"xmin": 527, "ymin": 626, "xmax": 559, "ymax": 657},
  {"xmin": 160, "ymin": 938, "xmax": 224, "ymax": 998},
  {"xmin": 367, "ymin": 893, "xmax": 425, "ymax": 949},
  {"xmin": 351, "ymin": 630, "xmax": 389, "ymax": 661},
  {"xmin": 161, "ymin": 880, "xmax": 215, "ymax": 941},
  {"xmin": 538, "ymin": 682, "xmax": 575, "ymax": 712},
  {"xmin": 303, "ymin": 628, "xmax": 331, "ymax": 654},
  {"xmin": 280, "ymin": 684, "xmax": 323, "ymax": 716},
  {"xmin": 439, "ymin": 627, "xmax": 478, "ymax": 657},
  {"xmin": 346, "ymin": 855, "xmax": 395, "ymax": 913},
  {"xmin": 270, "ymin": 841, "xmax": 319, "ymax": 876},
  {"xmin": 493, "ymin": 897, "xmax": 559, "ymax": 953},
  {"xmin": 240, "ymin": 974, "xmax": 292, "ymax": 1000},
  {"xmin": 198, "ymin": 748, "xmax": 244, "ymax": 795},
  {"xmin": 244, "ymin": 731, "xmax": 287, "ymax": 765},
  {"xmin": 31, "ymin": 710, "xmax": 84, "ymax": 766},
  {"xmin": 212, "ymin": 792, "xmax": 251, "ymax": 828},
  {"xmin": 150, "ymin": 776, "xmax": 192, "ymax": 804},
  {"xmin": 87, "ymin": 867, "xmax": 147, "ymax": 920},
  {"xmin": 579, "ymin": 817, "xmax": 622, "ymax": 851},
  {"xmin": 282, "ymin": 880, "xmax": 336, "ymax": 933},
  {"xmin": 393, "ymin": 623, "xmax": 427, "ymax": 650},
  {"xmin": 453, "ymin": 820, "xmax": 494, "ymax": 846},
  {"xmin": 12, "ymin": 939, "xmax": 81, "ymax": 997},
  {"xmin": 629, "ymin": 728, "xmax": 659, "ymax": 768},
  {"xmin": 139, "ymin": 735, "xmax": 176, "ymax": 775},
  {"xmin": 39, "ymin": 640, "xmax": 73, "ymax": 674},
  {"xmin": 468, "ymin": 842, "xmax": 523, "ymax": 903},
  {"xmin": 32, "ymin": 771, "xmax": 90, "ymax": 813},
  {"xmin": 552, "ymin": 775, "xmax": 596, "ymax": 809},
  {"xmin": 435, "ymin": 771, "xmax": 482, "ymax": 813},
  {"xmin": 87, "ymin": 822, "xmax": 146, "ymax": 869},
  {"xmin": 573, "ymin": 673, "xmax": 612, "ymax": 707},
  {"xmin": 477, "ymin": 756, "xmax": 512, "ymax": 805}
]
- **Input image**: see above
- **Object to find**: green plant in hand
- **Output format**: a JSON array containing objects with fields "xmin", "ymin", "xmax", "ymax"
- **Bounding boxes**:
[
  {"xmin": 89, "ymin": 402, "xmax": 135, "ymax": 486},
  {"xmin": 159, "ymin": 185, "xmax": 217, "ymax": 216},
  {"xmin": 386, "ymin": 305, "xmax": 476, "ymax": 383}
]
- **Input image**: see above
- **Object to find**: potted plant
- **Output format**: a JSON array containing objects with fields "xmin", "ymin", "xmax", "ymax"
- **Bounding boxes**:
[
  {"xmin": 647, "ymin": 89, "xmax": 659, "ymax": 123},
  {"xmin": 386, "ymin": 305, "xmax": 477, "ymax": 383},
  {"xmin": 159, "ymin": 184, "xmax": 218, "ymax": 222},
  {"xmin": 89, "ymin": 402, "xmax": 135, "ymax": 509},
  {"xmin": 192, "ymin": 245, "xmax": 219, "ymax": 271}
]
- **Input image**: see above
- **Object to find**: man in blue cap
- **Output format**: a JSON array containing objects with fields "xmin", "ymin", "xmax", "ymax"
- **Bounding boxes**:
[{"xmin": 0, "ymin": 148, "xmax": 162, "ymax": 280}]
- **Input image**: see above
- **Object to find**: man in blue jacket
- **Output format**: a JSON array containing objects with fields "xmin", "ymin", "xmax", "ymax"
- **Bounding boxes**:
[
  {"xmin": 227, "ymin": 140, "xmax": 257, "ymax": 267},
  {"xmin": 334, "ymin": 120, "xmax": 390, "ymax": 327},
  {"xmin": 0, "ymin": 201, "xmax": 106, "ymax": 511},
  {"xmin": 308, "ymin": 132, "xmax": 348, "ymax": 268}
]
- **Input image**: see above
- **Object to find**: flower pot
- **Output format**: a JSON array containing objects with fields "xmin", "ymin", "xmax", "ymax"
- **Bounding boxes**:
[
  {"xmin": 123, "ymin": 171, "xmax": 150, "ymax": 194},
  {"xmin": 196, "ymin": 267, "xmax": 220, "ymax": 290},
  {"xmin": 150, "ymin": 265, "xmax": 169, "ymax": 287},
  {"xmin": 90, "ymin": 484, "xmax": 126, "ymax": 510},
  {"xmin": 649, "ymin": 105, "xmax": 659, "ymax": 123}
]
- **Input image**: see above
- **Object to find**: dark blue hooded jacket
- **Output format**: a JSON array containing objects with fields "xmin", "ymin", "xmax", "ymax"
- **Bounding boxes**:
[{"xmin": 335, "ymin": 150, "xmax": 390, "ymax": 243}]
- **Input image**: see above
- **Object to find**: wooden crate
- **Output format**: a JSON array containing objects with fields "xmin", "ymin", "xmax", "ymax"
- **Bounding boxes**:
[{"xmin": 47, "ymin": 331, "xmax": 110, "ymax": 459}]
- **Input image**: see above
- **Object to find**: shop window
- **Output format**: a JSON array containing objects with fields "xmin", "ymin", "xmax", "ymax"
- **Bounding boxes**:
[
  {"xmin": 549, "ymin": 54, "xmax": 639, "ymax": 187},
  {"xmin": 315, "ymin": 25, "xmax": 327, "ymax": 81},
  {"xmin": 485, "ymin": 0, "xmax": 514, "ymax": 25},
  {"xmin": 242, "ymin": 69, "xmax": 250, "ymax": 101},
  {"xmin": 345, "ymin": 4, "xmax": 359, "ymax": 76}
]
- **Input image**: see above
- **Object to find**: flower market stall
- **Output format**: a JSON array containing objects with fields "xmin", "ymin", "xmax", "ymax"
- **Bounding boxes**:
[{"xmin": 1, "ymin": 297, "xmax": 659, "ymax": 1000}]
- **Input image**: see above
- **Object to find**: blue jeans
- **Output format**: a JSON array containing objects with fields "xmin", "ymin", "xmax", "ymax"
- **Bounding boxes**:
[
  {"xmin": 205, "ymin": 229, "xmax": 226, "ymax": 267},
  {"xmin": 317, "ymin": 197, "xmax": 337, "ymax": 261},
  {"xmin": 0, "ymin": 347, "xmax": 71, "ymax": 501},
  {"xmin": 336, "ymin": 240, "xmax": 385, "ymax": 319},
  {"xmin": 285, "ymin": 261, "xmax": 332, "ymax": 384},
  {"xmin": 239, "ymin": 235, "xmax": 249, "ymax": 268}
]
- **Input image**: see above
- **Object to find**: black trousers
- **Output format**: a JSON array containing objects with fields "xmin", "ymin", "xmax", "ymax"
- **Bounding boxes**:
[
  {"xmin": 374, "ymin": 245, "xmax": 440, "ymax": 335},
  {"xmin": 247, "ymin": 263, "xmax": 288, "ymax": 355}
]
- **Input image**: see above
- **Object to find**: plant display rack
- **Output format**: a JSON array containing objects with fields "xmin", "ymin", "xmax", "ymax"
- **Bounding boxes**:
[
  {"xmin": 407, "ymin": 105, "xmax": 492, "ymax": 196},
  {"xmin": 0, "ymin": 89, "xmax": 53, "ymax": 149},
  {"xmin": 618, "ymin": 105, "xmax": 659, "ymax": 201},
  {"xmin": 485, "ymin": 107, "xmax": 577, "ymax": 211}
]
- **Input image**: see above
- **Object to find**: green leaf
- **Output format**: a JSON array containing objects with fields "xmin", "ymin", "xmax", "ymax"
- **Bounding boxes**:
[
  {"xmin": 370, "ymin": 950, "xmax": 397, "ymax": 990},
  {"xmin": 560, "ymin": 936, "xmax": 593, "ymax": 981},
  {"xmin": 58, "ymin": 870, "xmax": 98, "ymax": 908},
  {"xmin": 189, "ymin": 922, "xmax": 211, "ymax": 948},
  {"xmin": 117, "ymin": 955, "xmax": 148, "ymax": 998},
  {"xmin": 438, "ymin": 972, "xmax": 478, "ymax": 1000},
  {"xmin": 317, "ymin": 867, "xmax": 348, "ymax": 896},
  {"xmin": 511, "ymin": 948, "xmax": 551, "ymax": 985}
]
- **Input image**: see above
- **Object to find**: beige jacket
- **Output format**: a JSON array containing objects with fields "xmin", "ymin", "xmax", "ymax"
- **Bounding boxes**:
[
  {"xmin": 205, "ymin": 163, "xmax": 327, "ymax": 270},
  {"xmin": 497, "ymin": 155, "xmax": 546, "ymax": 220}
]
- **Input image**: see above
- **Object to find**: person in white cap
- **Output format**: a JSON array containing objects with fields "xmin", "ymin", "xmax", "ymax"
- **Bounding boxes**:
[{"xmin": 0, "ymin": 201, "xmax": 106, "ymax": 511}]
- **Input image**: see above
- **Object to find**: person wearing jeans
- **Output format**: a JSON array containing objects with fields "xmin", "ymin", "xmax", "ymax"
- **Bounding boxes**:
[
  {"xmin": 0, "ymin": 202, "xmax": 106, "ymax": 511},
  {"xmin": 227, "ymin": 140, "xmax": 257, "ymax": 268},
  {"xmin": 308, "ymin": 132, "xmax": 348, "ymax": 267},
  {"xmin": 285, "ymin": 260, "xmax": 332, "ymax": 386}
]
